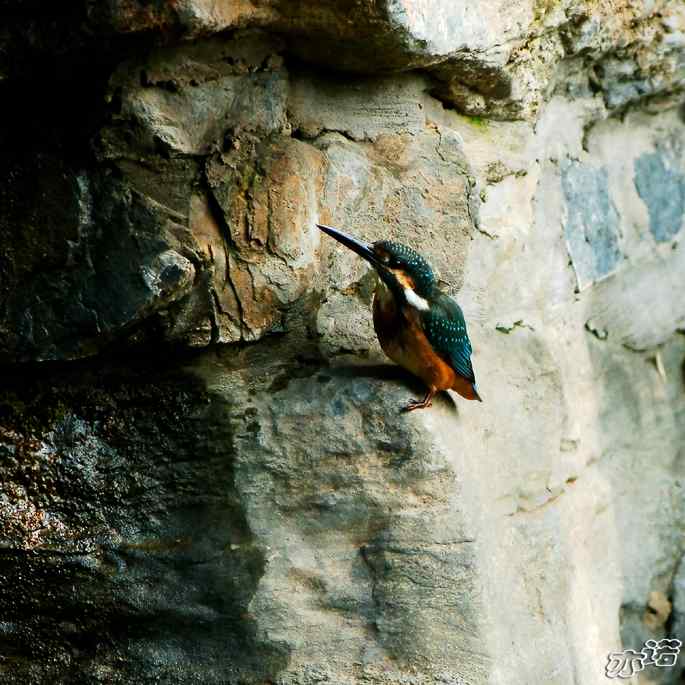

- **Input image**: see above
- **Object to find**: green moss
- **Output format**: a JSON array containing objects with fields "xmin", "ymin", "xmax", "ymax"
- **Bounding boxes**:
[
  {"xmin": 466, "ymin": 115, "xmax": 488, "ymax": 129},
  {"xmin": 238, "ymin": 164, "xmax": 259, "ymax": 194}
]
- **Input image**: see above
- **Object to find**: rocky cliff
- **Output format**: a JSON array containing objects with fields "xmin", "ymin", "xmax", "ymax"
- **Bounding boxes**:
[{"xmin": 0, "ymin": 1, "xmax": 683, "ymax": 683}]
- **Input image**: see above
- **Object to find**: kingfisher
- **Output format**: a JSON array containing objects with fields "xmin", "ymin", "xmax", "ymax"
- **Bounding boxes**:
[{"xmin": 317, "ymin": 224, "xmax": 482, "ymax": 411}]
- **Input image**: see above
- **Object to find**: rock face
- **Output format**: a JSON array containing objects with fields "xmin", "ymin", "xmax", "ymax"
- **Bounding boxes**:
[{"xmin": 0, "ymin": 1, "xmax": 683, "ymax": 684}]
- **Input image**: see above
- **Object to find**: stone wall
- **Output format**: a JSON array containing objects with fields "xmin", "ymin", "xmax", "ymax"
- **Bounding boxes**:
[{"xmin": 0, "ymin": 1, "xmax": 683, "ymax": 683}]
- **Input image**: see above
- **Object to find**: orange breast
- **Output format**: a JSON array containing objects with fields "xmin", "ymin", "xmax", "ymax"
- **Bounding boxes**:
[{"xmin": 372, "ymin": 285, "xmax": 458, "ymax": 392}]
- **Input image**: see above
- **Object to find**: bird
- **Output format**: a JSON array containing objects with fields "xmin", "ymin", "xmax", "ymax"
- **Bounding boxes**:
[{"xmin": 317, "ymin": 223, "xmax": 482, "ymax": 411}]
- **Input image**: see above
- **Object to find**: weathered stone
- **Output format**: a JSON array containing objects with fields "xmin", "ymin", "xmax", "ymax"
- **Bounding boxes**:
[
  {"xmin": 431, "ymin": 33, "xmax": 567, "ymax": 121},
  {"xmin": 99, "ymin": 35, "xmax": 288, "ymax": 159},
  {"xmin": 584, "ymin": 247, "xmax": 685, "ymax": 351},
  {"xmin": 0, "ymin": 168, "xmax": 199, "ymax": 362},
  {"xmin": 87, "ymin": 0, "xmax": 517, "ymax": 69},
  {"xmin": 561, "ymin": 160, "xmax": 623, "ymax": 289},
  {"xmin": 195, "ymin": 346, "xmax": 491, "ymax": 685},
  {"xmin": 635, "ymin": 136, "xmax": 685, "ymax": 243},
  {"xmin": 205, "ymin": 135, "xmax": 326, "ymax": 342},
  {"xmin": 0, "ymin": 359, "xmax": 289, "ymax": 684},
  {"xmin": 4, "ymin": 0, "xmax": 684, "ymax": 123},
  {"xmin": 289, "ymin": 74, "xmax": 427, "ymax": 142},
  {"xmin": 585, "ymin": 3, "xmax": 685, "ymax": 113}
]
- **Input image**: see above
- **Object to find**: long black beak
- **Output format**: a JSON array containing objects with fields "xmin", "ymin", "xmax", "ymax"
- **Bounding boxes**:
[{"xmin": 317, "ymin": 224, "xmax": 380, "ymax": 268}]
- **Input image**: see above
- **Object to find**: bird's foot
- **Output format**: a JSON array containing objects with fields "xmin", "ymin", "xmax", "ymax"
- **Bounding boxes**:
[
  {"xmin": 403, "ymin": 398, "xmax": 432, "ymax": 412},
  {"xmin": 401, "ymin": 391, "xmax": 434, "ymax": 413}
]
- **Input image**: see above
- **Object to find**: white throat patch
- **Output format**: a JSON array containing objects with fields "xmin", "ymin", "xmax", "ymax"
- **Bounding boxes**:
[{"xmin": 404, "ymin": 287, "xmax": 429, "ymax": 311}]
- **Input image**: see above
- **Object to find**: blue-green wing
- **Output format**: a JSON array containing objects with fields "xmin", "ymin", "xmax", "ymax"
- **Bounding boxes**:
[{"xmin": 420, "ymin": 293, "xmax": 476, "ymax": 383}]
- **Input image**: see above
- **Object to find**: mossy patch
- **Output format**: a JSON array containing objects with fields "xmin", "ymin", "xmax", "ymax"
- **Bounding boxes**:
[{"xmin": 465, "ymin": 115, "xmax": 488, "ymax": 129}]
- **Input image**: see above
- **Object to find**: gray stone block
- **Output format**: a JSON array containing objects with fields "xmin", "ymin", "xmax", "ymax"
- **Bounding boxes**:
[
  {"xmin": 635, "ymin": 138, "xmax": 685, "ymax": 243},
  {"xmin": 561, "ymin": 160, "xmax": 623, "ymax": 288}
]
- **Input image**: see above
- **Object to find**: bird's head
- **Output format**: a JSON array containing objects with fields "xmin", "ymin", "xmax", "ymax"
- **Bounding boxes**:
[{"xmin": 317, "ymin": 224, "xmax": 436, "ymax": 305}]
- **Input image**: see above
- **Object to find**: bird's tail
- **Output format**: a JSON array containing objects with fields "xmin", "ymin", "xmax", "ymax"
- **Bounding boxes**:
[{"xmin": 472, "ymin": 383, "xmax": 483, "ymax": 402}]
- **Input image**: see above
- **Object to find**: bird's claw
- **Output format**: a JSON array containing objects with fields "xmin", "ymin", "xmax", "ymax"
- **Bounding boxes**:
[{"xmin": 402, "ymin": 398, "xmax": 433, "ymax": 412}]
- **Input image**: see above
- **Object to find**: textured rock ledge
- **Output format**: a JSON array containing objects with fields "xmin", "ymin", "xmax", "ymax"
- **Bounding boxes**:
[{"xmin": 0, "ymin": 329, "xmax": 683, "ymax": 684}]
